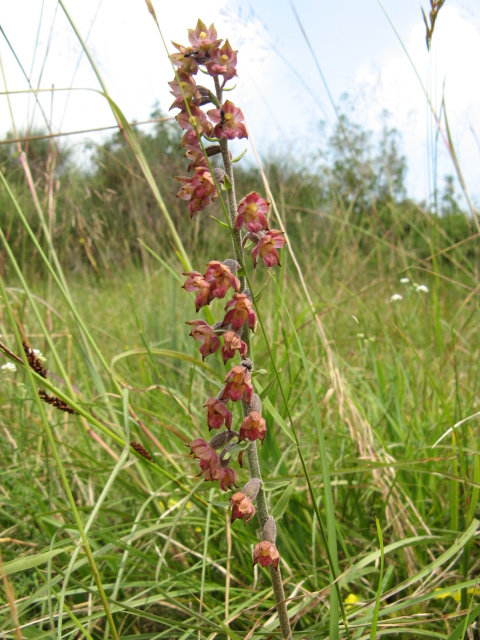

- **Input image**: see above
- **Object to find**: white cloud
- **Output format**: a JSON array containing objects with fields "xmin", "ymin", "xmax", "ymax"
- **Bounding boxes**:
[{"xmin": 353, "ymin": 5, "xmax": 480, "ymax": 204}]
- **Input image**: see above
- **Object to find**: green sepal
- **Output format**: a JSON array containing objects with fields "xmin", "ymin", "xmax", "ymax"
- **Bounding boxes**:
[
  {"xmin": 232, "ymin": 149, "xmax": 247, "ymax": 163},
  {"xmin": 210, "ymin": 216, "xmax": 231, "ymax": 230}
]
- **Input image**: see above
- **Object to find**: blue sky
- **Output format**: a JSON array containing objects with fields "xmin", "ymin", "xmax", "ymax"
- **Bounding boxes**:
[{"xmin": 1, "ymin": 0, "xmax": 479, "ymax": 206}]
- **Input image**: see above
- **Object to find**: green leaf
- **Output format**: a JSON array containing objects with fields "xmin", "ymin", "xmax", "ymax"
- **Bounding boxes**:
[
  {"xmin": 231, "ymin": 148, "xmax": 247, "ymax": 163},
  {"xmin": 210, "ymin": 216, "xmax": 231, "ymax": 230},
  {"xmin": 251, "ymin": 368, "xmax": 267, "ymax": 377},
  {"xmin": 221, "ymin": 441, "xmax": 251, "ymax": 459},
  {"xmin": 258, "ymin": 375, "xmax": 277, "ymax": 400},
  {"xmin": 2, "ymin": 546, "xmax": 75, "ymax": 576},
  {"xmin": 271, "ymin": 477, "xmax": 297, "ymax": 520},
  {"xmin": 263, "ymin": 479, "xmax": 293, "ymax": 492},
  {"xmin": 221, "ymin": 175, "xmax": 232, "ymax": 191},
  {"xmin": 254, "ymin": 380, "xmax": 295, "ymax": 443},
  {"xmin": 254, "ymin": 278, "xmax": 270, "ymax": 303}
]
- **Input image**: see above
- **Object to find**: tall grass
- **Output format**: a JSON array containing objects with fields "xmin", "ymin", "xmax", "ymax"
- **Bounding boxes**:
[{"xmin": 0, "ymin": 3, "xmax": 479, "ymax": 639}]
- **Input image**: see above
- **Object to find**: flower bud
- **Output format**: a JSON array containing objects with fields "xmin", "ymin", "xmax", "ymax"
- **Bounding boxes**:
[
  {"xmin": 222, "ymin": 259, "xmax": 240, "ymax": 274},
  {"xmin": 243, "ymin": 288, "xmax": 253, "ymax": 302},
  {"xmin": 253, "ymin": 540, "xmax": 280, "ymax": 569},
  {"xmin": 209, "ymin": 430, "xmax": 238, "ymax": 450},
  {"xmin": 213, "ymin": 167, "xmax": 225, "ymax": 185},
  {"xmin": 205, "ymin": 144, "xmax": 222, "ymax": 157},
  {"xmin": 242, "ymin": 477, "xmax": 262, "ymax": 502},
  {"xmin": 230, "ymin": 492, "xmax": 255, "ymax": 524},
  {"xmin": 196, "ymin": 85, "xmax": 213, "ymax": 106},
  {"xmin": 248, "ymin": 393, "xmax": 262, "ymax": 414},
  {"xmin": 262, "ymin": 515, "xmax": 277, "ymax": 544}
]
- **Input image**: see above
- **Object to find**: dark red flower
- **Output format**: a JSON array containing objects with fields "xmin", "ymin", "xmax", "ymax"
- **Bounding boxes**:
[
  {"xmin": 230, "ymin": 492, "xmax": 255, "ymax": 524},
  {"xmin": 182, "ymin": 271, "xmax": 211, "ymax": 311},
  {"xmin": 235, "ymin": 192, "xmax": 269, "ymax": 234},
  {"xmin": 221, "ymin": 330, "xmax": 247, "ymax": 364},
  {"xmin": 239, "ymin": 411, "xmax": 267, "ymax": 444},
  {"xmin": 251, "ymin": 230, "xmax": 285, "ymax": 268},
  {"xmin": 204, "ymin": 261, "xmax": 240, "ymax": 299},
  {"xmin": 186, "ymin": 320, "xmax": 221, "ymax": 360},
  {"xmin": 222, "ymin": 365, "xmax": 253, "ymax": 403},
  {"xmin": 203, "ymin": 397, "xmax": 233, "ymax": 430},
  {"xmin": 208, "ymin": 100, "xmax": 247, "ymax": 140},
  {"xmin": 222, "ymin": 293, "xmax": 256, "ymax": 332},
  {"xmin": 253, "ymin": 541, "xmax": 280, "ymax": 569}
]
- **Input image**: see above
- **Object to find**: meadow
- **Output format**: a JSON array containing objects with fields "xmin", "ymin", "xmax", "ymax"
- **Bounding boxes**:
[{"xmin": 1, "ymin": 5, "xmax": 480, "ymax": 639}]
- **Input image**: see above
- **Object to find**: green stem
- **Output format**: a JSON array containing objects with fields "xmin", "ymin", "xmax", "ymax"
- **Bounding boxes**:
[{"xmin": 214, "ymin": 76, "xmax": 292, "ymax": 640}]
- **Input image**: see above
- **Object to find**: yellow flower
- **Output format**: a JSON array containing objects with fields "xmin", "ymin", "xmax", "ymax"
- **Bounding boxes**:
[{"xmin": 344, "ymin": 593, "xmax": 360, "ymax": 608}]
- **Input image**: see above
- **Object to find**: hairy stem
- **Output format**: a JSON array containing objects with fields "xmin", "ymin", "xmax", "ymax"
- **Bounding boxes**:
[{"xmin": 214, "ymin": 76, "xmax": 292, "ymax": 640}]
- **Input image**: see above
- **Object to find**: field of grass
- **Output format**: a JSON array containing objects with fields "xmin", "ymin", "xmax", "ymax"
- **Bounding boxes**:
[{"xmin": 1, "ymin": 4, "xmax": 480, "ymax": 640}]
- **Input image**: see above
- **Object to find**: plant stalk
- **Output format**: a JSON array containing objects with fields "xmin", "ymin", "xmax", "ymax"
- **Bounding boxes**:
[{"xmin": 214, "ymin": 76, "xmax": 292, "ymax": 640}]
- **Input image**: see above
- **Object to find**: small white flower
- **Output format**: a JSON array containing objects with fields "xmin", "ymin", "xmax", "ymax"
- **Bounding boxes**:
[
  {"xmin": 356, "ymin": 333, "xmax": 365, "ymax": 338},
  {"xmin": 416, "ymin": 285, "xmax": 429, "ymax": 293},
  {"xmin": 369, "ymin": 337, "xmax": 376, "ymax": 342},
  {"xmin": 400, "ymin": 278, "xmax": 410, "ymax": 284},
  {"xmin": 32, "ymin": 348, "xmax": 46, "ymax": 361},
  {"xmin": 390, "ymin": 294, "xmax": 403, "ymax": 302},
  {"xmin": 2, "ymin": 362, "xmax": 17, "ymax": 372}
]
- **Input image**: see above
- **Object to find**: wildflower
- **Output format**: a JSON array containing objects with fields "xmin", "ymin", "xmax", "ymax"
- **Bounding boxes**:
[
  {"xmin": 416, "ymin": 285, "xmax": 429, "ymax": 293},
  {"xmin": 400, "ymin": 277, "xmax": 410, "ymax": 284},
  {"xmin": 186, "ymin": 320, "xmax": 221, "ymax": 360},
  {"xmin": 182, "ymin": 271, "xmax": 212, "ymax": 311},
  {"xmin": 208, "ymin": 100, "xmax": 248, "ymax": 140},
  {"xmin": 204, "ymin": 397, "xmax": 233, "ymax": 430},
  {"xmin": 188, "ymin": 19, "xmax": 222, "ymax": 57},
  {"xmin": 186, "ymin": 150, "xmax": 208, "ymax": 172},
  {"xmin": 239, "ymin": 411, "xmax": 267, "ymax": 444},
  {"xmin": 171, "ymin": 42, "xmax": 200, "ymax": 75},
  {"xmin": 179, "ymin": 129, "xmax": 203, "ymax": 153},
  {"xmin": 253, "ymin": 541, "xmax": 280, "ymax": 569},
  {"xmin": 187, "ymin": 438, "xmax": 221, "ymax": 480},
  {"xmin": 235, "ymin": 192, "xmax": 269, "ymax": 234},
  {"xmin": 175, "ymin": 169, "xmax": 218, "ymax": 217},
  {"xmin": 207, "ymin": 39, "xmax": 238, "ymax": 85},
  {"xmin": 222, "ymin": 364, "xmax": 253, "ymax": 403},
  {"xmin": 204, "ymin": 260, "xmax": 240, "ymax": 299},
  {"xmin": 251, "ymin": 229, "xmax": 285, "ymax": 268},
  {"xmin": 217, "ymin": 464, "xmax": 238, "ymax": 491},
  {"xmin": 221, "ymin": 330, "xmax": 247, "ymax": 364},
  {"xmin": 168, "ymin": 71, "xmax": 202, "ymax": 110},
  {"xmin": 176, "ymin": 106, "xmax": 213, "ymax": 137},
  {"xmin": 230, "ymin": 492, "xmax": 255, "ymax": 524},
  {"xmin": 345, "ymin": 593, "xmax": 361, "ymax": 608},
  {"xmin": 1, "ymin": 362, "xmax": 16, "ymax": 373},
  {"xmin": 222, "ymin": 292, "xmax": 256, "ymax": 331},
  {"xmin": 390, "ymin": 294, "xmax": 403, "ymax": 302},
  {"xmin": 187, "ymin": 437, "xmax": 216, "ymax": 462}
]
